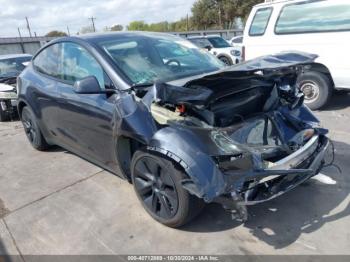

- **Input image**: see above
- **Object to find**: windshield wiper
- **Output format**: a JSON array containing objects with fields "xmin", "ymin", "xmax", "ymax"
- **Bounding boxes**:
[{"xmin": 131, "ymin": 82, "xmax": 154, "ymax": 89}]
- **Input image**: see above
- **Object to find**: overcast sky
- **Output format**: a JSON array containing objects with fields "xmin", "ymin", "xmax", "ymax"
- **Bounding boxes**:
[{"xmin": 0, "ymin": 0, "xmax": 197, "ymax": 37}]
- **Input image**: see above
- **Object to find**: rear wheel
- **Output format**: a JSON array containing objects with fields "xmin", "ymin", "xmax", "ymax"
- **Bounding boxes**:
[
  {"xmin": 131, "ymin": 150, "xmax": 204, "ymax": 227},
  {"xmin": 21, "ymin": 106, "xmax": 49, "ymax": 151},
  {"xmin": 297, "ymin": 71, "xmax": 332, "ymax": 110}
]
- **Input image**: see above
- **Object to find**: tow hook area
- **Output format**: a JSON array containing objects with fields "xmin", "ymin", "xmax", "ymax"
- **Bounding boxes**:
[{"xmin": 214, "ymin": 192, "xmax": 248, "ymax": 222}]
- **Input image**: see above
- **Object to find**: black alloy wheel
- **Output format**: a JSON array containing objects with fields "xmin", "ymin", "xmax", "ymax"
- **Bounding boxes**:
[
  {"xmin": 22, "ymin": 111, "xmax": 37, "ymax": 144},
  {"xmin": 131, "ymin": 150, "xmax": 204, "ymax": 227},
  {"xmin": 133, "ymin": 155, "xmax": 179, "ymax": 219}
]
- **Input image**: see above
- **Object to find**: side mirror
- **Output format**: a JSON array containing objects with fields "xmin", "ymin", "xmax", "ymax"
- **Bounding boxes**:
[
  {"xmin": 74, "ymin": 76, "xmax": 101, "ymax": 94},
  {"xmin": 204, "ymin": 45, "xmax": 212, "ymax": 51}
]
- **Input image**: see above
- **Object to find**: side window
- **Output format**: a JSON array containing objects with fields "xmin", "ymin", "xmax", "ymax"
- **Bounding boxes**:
[
  {"xmin": 61, "ymin": 42, "xmax": 105, "ymax": 89},
  {"xmin": 276, "ymin": 0, "xmax": 350, "ymax": 34},
  {"xmin": 33, "ymin": 43, "xmax": 63, "ymax": 79},
  {"xmin": 249, "ymin": 8, "xmax": 273, "ymax": 36}
]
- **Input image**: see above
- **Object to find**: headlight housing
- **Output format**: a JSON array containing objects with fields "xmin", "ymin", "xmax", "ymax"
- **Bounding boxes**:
[{"xmin": 230, "ymin": 50, "xmax": 241, "ymax": 57}]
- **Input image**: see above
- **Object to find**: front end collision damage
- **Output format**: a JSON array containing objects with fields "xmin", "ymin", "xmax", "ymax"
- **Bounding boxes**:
[
  {"xmin": 113, "ymin": 52, "xmax": 331, "ymax": 221},
  {"xmin": 0, "ymin": 83, "xmax": 18, "ymax": 118}
]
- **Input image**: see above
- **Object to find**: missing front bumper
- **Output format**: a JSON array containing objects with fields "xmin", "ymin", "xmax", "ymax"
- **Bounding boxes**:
[{"xmin": 214, "ymin": 135, "xmax": 329, "ymax": 219}]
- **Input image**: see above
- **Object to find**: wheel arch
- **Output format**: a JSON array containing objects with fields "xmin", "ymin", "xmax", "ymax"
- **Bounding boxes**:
[
  {"xmin": 116, "ymin": 135, "xmax": 194, "ymax": 186},
  {"xmin": 17, "ymin": 99, "xmax": 29, "ymax": 119},
  {"xmin": 217, "ymin": 54, "xmax": 233, "ymax": 65},
  {"xmin": 148, "ymin": 127, "xmax": 226, "ymax": 201},
  {"xmin": 303, "ymin": 62, "xmax": 335, "ymax": 88},
  {"xmin": 115, "ymin": 136, "xmax": 146, "ymax": 181}
]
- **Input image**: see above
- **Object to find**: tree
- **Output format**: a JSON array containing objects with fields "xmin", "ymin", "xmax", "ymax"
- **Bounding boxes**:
[
  {"xmin": 45, "ymin": 30, "xmax": 67, "ymax": 37},
  {"xmin": 191, "ymin": 0, "xmax": 219, "ymax": 30},
  {"xmin": 191, "ymin": 0, "xmax": 262, "ymax": 30},
  {"xmin": 127, "ymin": 21, "xmax": 149, "ymax": 31},
  {"xmin": 111, "ymin": 24, "xmax": 123, "ymax": 31},
  {"xmin": 124, "ymin": 0, "xmax": 259, "ymax": 33}
]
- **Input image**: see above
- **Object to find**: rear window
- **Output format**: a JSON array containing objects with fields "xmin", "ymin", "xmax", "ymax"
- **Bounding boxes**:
[
  {"xmin": 188, "ymin": 38, "xmax": 212, "ymax": 48},
  {"xmin": 275, "ymin": 0, "xmax": 350, "ymax": 34},
  {"xmin": 249, "ymin": 8, "xmax": 273, "ymax": 36}
]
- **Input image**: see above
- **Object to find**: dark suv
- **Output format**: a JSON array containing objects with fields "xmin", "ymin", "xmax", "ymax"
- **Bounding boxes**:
[{"xmin": 17, "ymin": 32, "xmax": 330, "ymax": 227}]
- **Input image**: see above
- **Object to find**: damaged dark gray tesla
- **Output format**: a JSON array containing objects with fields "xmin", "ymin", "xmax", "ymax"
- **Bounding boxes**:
[{"xmin": 18, "ymin": 32, "xmax": 331, "ymax": 227}]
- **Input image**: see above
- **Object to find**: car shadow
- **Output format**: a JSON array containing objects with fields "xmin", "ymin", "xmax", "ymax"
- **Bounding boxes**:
[
  {"xmin": 182, "ymin": 140, "xmax": 350, "ymax": 249},
  {"xmin": 322, "ymin": 92, "xmax": 350, "ymax": 111}
]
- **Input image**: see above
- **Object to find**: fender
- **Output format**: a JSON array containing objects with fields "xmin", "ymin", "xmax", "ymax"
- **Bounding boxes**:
[
  {"xmin": 113, "ymin": 92, "xmax": 158, "ymax": 144},
  {"xmin": 148, "ymin": 126, "xmax": 226, "ymax": 202}
]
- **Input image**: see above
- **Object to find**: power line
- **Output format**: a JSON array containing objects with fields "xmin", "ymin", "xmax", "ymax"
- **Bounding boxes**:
[{"xmin": 88, "ymin": 17, "xmax": 96, "ymax": 32}]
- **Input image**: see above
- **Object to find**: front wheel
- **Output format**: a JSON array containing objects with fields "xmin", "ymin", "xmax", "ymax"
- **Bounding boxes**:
[
  {"xmin": 131, "ymin": 150, "xmax": 204, "ymax": 227},
  {"xmin": 297, "ymin": 71, "xmax": 332, "ymax": 110},
  {"xmin": 218, "ymin": 56, "xmax": 232, "ymax": 66}
]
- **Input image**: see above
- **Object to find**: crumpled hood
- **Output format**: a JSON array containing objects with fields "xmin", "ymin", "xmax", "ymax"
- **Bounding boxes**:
[
  {"xmin": 167, "ymin": 51, "xmax": 317, "ymax": 87},
  {"xmin": 226, "ymin": 51, "xmax": 318, "ymax": 72},
  {"xmin": 146, "ymin": 52, "xmax": 317, "ymax": 109}
]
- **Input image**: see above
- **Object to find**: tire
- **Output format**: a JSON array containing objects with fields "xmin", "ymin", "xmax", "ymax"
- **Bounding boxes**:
[
  {"xmin": 131, "ymin": 149, "xmax": 204, "ymax": 228},
  {"xmin": 218, "ymin": 55, "xmax": 233, "ymax": 66},
  {"xmin": 0, "ymin": 101, "xmax": 10, "ymax": 122},
  {"xmin": 297, "ymin": 71, "xmax": 332, "ymax": 110},
  {"xmin": 21, "ymin": 106, "xmax": 49, "ymax": 151}
]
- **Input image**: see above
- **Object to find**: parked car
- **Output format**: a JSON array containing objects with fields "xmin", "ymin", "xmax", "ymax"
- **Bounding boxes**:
[
  {"xmin": 18, "ymin": 32, "xmax": 330, "ymax": 227},
  {"xmin": 229, "ymin": 35, "xmax": 243, "ymax": 48},
  {"xmin": 0, "ymin": 54, "xmax": 32, "ymax": 121},
  {"xmin": 188, "ymin": 35, "xmax": 242, "ymax": 65},
  {"xmin": 243, "ymin": 0, "xmax": 350, "ymax": 110}
]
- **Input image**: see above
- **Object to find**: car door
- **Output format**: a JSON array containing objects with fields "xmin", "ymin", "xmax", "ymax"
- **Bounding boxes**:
[
  {"xmin": 30, "ymin": 43, "xmax": 63, "ymax": 141},
  {"xmin": 56, "ymin": 41, "xmax": 118, "ymax": 170}
]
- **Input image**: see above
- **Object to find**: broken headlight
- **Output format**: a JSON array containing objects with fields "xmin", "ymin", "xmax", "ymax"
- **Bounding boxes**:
[{"xmin": 211, "ymin": 130, "xmax": 254, "ymax": 171}]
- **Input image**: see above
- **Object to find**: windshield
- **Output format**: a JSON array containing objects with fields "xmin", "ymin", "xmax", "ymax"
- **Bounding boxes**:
[
  {"xmin": 188, "ymin": 38, "xmax": 212, "ymax": 49},
  {"xmin": 98, "ymin": 34, "xmax": 224, "ymax": 85},
  {"xmin": 207, "ymin": 37, "xmax": 231, "ymax": 48},
  {"xmin": 0, "ymin": 56, "xmax": 31, "ymax": 78}
]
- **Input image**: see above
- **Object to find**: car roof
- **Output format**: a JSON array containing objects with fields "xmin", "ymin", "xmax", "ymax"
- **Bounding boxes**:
[
  {"xmin": 187, "ymin": 35, "xmax": 221, "ymax": 39},
  {"xmin": 64, "ymin": 31, "xmax": 184, "ymax": 44},
  {"xmin": 0, "ymin": 54, "xmax": 32, "ymax": 60},
  {"xmin": 254, "ymin": 0, "xmax": 306, "ymax": 8}
]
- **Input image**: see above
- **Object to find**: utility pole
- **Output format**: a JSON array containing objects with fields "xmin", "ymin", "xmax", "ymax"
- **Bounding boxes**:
[
  {"xmin": 67, "ymin": 26, "xmax": 71, "ymax": 36},
  {"xmin": 25, "ymin": 16, "xmax": 32, "ymax": 37},
  {"xmin": 17, "ymin": 27, "xmax": 22, "ymax": 38},
  {"xmin": 89, "ymin": 17, "xmax": 96, "ymax": 32},
  {"xmin": 17, "ymin": 28, "xmax": 25, "ymax": 53},
  {"xmin": 186, "ymin": 14, "xmax": 189, "ymax": 31}
]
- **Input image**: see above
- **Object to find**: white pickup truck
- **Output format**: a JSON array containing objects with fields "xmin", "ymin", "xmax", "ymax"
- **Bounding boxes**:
[
  {"xmin": 0, "ymin": 54, "xmax": 32, "ymax": 121},
  {"xmin": 243, "ymin": 0, "xmax": 350, "ymax": 110}
]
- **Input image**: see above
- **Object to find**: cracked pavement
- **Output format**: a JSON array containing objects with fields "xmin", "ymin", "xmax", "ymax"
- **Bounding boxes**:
[{"xmin": 0, "ymin": 93, "xmax": 349, "ymax": 256}]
